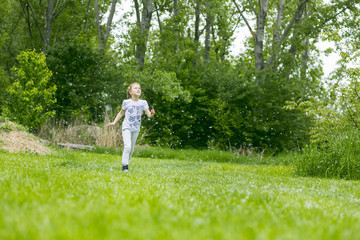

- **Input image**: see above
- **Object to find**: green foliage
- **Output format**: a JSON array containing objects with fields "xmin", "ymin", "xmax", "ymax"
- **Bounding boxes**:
[
  {"xmin": 145, "ymin": 69, "xmax": 191, "ymax": 102},
  {"xmin": 1, "ymin": 0, "xmax": 356, "ymax": 152},
  {"xmin": 0, "ymin": 67, "xmax": 10, "ymax": 114},
  {"xmin": 2, "ymin": 50, "xmax": 56, "ymax": 131},
  {"xmin": 139, "ymin": 56, "xmax": 314, "ymax": 151},
  {"xmin": 295, "ymin": 128, "xmax": 360, "ymax": 180},
  {"xmin": 288, "ymin": 66, "xmax": 360, "ymax": 179},
  {"xmin": 46, "ymin": 40, "xmax": 120, "ymax": 123},
  {"xmin": 286, "ymin": 67, "xmax": 360, "ymax": 144},
  {"xmin": 0, "ymin": 123, "xmax": 12, "ymax": 132},
  {"xmin": 0, "ymin": 118, "xmax": 28, "ymax": 132}
]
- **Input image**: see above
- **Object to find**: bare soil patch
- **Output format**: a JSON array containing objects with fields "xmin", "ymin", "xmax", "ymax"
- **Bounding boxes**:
[{"xmin": 0, "ymin": 122, "xmax": 52, "ymax": 155}]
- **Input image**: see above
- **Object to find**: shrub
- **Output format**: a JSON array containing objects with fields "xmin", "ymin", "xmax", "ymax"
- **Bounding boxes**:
[
  {"xmin": 2, "ymin": 50, "xmax": 56, "ymax": 131},
  {"xmin": 288, "ymin": 67, "xmax": 360, "ymax": 179},
  {"xmin": 295, "ymin": 128, "xmax": 360, "ymax": 180}
]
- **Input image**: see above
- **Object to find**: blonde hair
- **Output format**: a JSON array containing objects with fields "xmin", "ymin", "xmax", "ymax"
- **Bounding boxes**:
[{"xmin": 127, "ymin": 82, "xmax": 140, "ymax": 98}]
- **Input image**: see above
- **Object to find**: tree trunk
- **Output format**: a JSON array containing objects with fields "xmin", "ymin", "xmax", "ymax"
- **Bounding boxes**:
[
  {"xmin": 45, "ymin": 0, "xmax": 54, "ymax": 49},
  {"xmin": 25, "ymin": 0, "xmax": 45, "ymax": 45},
  {"xmin": 265, "ymin": 0, "xmax": 308, "ymax": 68},
  {"xmin": 173, "ymin": 0, "xmax": 179, "ymax": 53},
  {"xmin": 254, "ymin": 0, "xmax": 269, "ymax": 72},
  {"xmin": 300, "ymin": 37, "xmax": 310, "ymax": 79},
  {"xmin": 134, "ymin": 0, "xmax": 141, "ymax": 28},
  {"xmin": 95, "ymin": 0, "xmax": 118, "ymax": 50},
  {"xmin": 194, "ymin": 0, "xmax": 201, "ymax": 44},
  {"xmin": 272, "ymin": 0, "xmax": 284, "ymax": 52},
  {"xmin": 94, "ymin": 0, "xmax": 103, "ymax": 45},
  {"xmin": 204, "ymin": 0, "xmax": 212, "ymax": 61},
  {"xmin": 21, "ymin": 2, "xmax": 35, "ymax": 48},
  {"xmin": 135, "ymin": 0, "xmax": 154, "ymax": 70}
]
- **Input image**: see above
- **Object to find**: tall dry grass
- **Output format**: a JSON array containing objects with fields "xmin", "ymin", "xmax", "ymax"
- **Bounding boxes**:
[{"xmin": 38, "ymin": 116, "xmax": 123, "ymax": 147}]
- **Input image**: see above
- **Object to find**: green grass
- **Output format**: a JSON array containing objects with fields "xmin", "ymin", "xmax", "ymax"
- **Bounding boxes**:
[
  {"xmin": 90, "ymin": 146, "xmax": 296, "ymax": 166},
  {"xmin": 1, "ymin": 150, "xmax": 360, "ymax": 240}
]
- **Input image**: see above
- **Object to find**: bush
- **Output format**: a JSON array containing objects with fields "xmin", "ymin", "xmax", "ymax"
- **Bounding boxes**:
[
  {"xmin": 46, "ymin": 40, "xmax": 122, "ymax": 123},
  {"xmin": 2, "ymin": 50, "xmax": 56, "ymax": 131},
  {"xmin": 295, "ymin": 128, "xmax": 360, "ymax": 180},
  {"xmin": 0, "ymin": 67, "xmax": 10, "ymax": 114}
]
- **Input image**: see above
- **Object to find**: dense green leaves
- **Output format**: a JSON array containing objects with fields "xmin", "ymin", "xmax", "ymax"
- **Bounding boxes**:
[
  {"xmin": 46, "ymin": 39, "xmax": 122, "ymax": 123},
  {"xmin": 2, "ymin": 50, "xmax": 56, "ymax": 130}
]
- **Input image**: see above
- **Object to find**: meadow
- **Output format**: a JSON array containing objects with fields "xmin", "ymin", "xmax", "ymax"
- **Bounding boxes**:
[{"xmin": 0, "ymin": 148, "xmax": 360, "ymax": 240}]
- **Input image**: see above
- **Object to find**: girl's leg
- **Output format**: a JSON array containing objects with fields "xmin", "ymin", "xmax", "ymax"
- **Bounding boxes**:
[
  {"xmin": 122, "ymin": 129, "xmax": 132, "ymax": 166},
  {"xmin": 129, "ymin": 131, "xmax": 140, "ymax": 161}
]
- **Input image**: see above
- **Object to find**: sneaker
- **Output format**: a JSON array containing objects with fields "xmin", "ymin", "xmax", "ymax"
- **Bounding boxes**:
[{"xmin": 122, "ymin": 165, "xmax": 129, "ymax": 172}]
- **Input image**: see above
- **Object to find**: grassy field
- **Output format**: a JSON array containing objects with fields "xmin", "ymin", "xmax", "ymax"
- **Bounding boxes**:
[{"xmin": 0, "ymin": 149, "xmax": 360, "ymax": 240}]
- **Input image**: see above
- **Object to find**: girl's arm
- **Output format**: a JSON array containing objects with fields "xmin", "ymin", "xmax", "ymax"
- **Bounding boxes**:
[
  {"xmin": 106, "ymin": 109, "xmax": 125, "ymax": 127},
  {"xmin": 145, "ymin": 108, "xmax": 155, "ymax": 118}
]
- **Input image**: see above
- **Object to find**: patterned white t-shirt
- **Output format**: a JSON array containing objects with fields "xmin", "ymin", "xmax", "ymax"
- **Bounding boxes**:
[{"xmin": 122, "ymin": 99, "xmax": 149, "ymax": 132}]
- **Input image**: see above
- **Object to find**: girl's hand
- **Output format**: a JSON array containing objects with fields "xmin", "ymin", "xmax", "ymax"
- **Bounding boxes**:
[
  {"xmin": 145, "ymin": 108, "xmax": 155, "ymax": 118},
  {"xmin": 106, "ymin": 122, "xmax": 115, "ymax": 127}
]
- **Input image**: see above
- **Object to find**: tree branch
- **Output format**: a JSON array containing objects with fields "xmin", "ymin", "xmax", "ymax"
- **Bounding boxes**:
[
  {"xmin": 265, "ymin": 0, "xmax": 309, "ymax": 67},
  {"xmin": 247, "ymin": 0, "xmax": 257, "ymax": 15},
  {"xmin": 154, "ymin": 2, "xmax": 162, "ymax": 34},
  {"xmin": 103, "ymin": 0, "xmax": 118, "ymax": 43},
  {"xmin": 272, "ymin": 0, "xmax": 285, "ymax": 45},
  {"xmin": 94, "ymin": 0, "xmax": 103, "ymax": 42},
  {"xmin": 25, "ymin": 0, "xmax": 45, "ymax": 44},
  {"xmin": 18, "ymin": 1, "xmax": 35, "ymax": 48},
  {"xmin": 269, "ymin": 0, "xmax": 276, "ymax": 9},
  {"xmin": 232, "ymin": 0, "xmax": 256, "ymax": 39},
  {"xmin": 54, "ymin": 0, "xmax": 60, "ymax": 15},
  {"xmin": 5, "ymin": 40, "xmax": 19, "ymax": 64},
  {"xmin": 280, "ymin": 0, "xmax": 308, "ymax": 44},
  {"xmin": 285, "ymin": 0, "xmax": 296, "ymax": 8},
  {"xmin": 53, "ymin": 1, "xmax": 71, "ymax": 20},
  {"xmin": 133, "ymin": 0, "xmax": 141, "ymax": 29},
  {"xmin": 354, "ymin": 83, "xmax": 360, "ymax": 101}
]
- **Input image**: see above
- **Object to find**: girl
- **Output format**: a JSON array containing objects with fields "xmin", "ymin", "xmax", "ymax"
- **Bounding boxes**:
[{"xmin": 106, "ymin": 82, "xmax": 155, "ymax": 172}]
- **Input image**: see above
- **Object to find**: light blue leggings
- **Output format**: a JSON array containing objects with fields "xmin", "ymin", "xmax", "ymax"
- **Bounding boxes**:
[{"xmin": 122, "ymin": 129, "xmax": 139, "ymax": 166}]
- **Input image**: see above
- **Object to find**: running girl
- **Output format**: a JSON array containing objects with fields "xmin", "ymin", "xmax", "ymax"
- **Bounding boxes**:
[{"xmin": 106, "ymin": 82, "xmax": 155, "ymax": 172}]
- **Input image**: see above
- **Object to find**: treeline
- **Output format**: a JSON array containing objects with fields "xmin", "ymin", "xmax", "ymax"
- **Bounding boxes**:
[{"xmin": 0, "ymin": 0, "xmax": 359, "ymax": 152}]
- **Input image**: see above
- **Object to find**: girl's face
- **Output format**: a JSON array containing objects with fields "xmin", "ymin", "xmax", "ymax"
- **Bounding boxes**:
[{"xmin": 130, "ymin": 84, "xmax": 141, "ymax": 97}]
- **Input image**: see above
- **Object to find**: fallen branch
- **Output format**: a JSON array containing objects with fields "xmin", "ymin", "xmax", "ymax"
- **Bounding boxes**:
[{"xmin": 57, "ymin": 143, "xmax": 95, "ymax": 150}]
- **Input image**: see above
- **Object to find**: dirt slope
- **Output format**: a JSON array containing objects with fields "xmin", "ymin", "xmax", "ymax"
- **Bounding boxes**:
[{"xmin": 0, "ymin": 122, "xmax": 52, "ymax": 155}]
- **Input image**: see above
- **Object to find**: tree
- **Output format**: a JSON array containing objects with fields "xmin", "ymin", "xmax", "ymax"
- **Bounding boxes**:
[
  {"xmin": 2, "ymin": 50, "xmax": 56, "ymax": 131},
  {"xmin": 95, "ymin": 0, "xmax": 119, "ymax": 50},
  {"xmin": 46, "ymin": 40, "xmax": 117, "ymax": 122},
  {"xmin": 133, "ymin": 0, "xmax": 154, "ymax": 70}
]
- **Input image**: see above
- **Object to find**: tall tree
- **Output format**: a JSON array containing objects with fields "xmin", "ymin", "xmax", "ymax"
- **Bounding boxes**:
[
  {"xmin": 204, "ymin": 0, "xmax": 213, "ymax": 61},
  {"xmin": 134, "ymin": 0, "xmax": 154, "ymax": 70},
  {"xmin": 18, "ymin": 0, "xmax": 73, "ymax": 51},
  {"xmin": 231, "ymin": 0, "xmax": 359, "ymax": 83},
  {"xmin": 95, "ymin": 0, "xmax": 118, "ymax": 50},
  {"xmin": 232, "ymin": 0, "xmax": 310, "ymax": 83}
]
